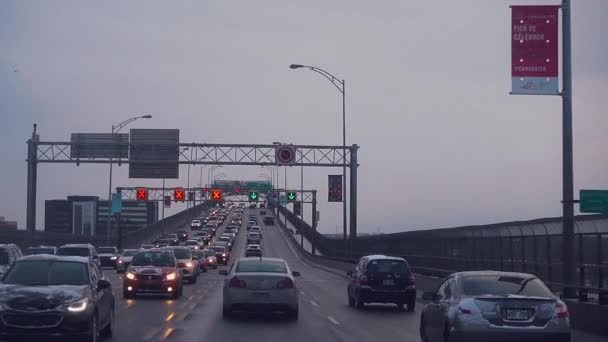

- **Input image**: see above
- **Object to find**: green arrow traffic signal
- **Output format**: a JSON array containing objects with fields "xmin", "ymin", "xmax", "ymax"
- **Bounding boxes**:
[
  {"xmin": 286, "ymin": 191, "xmax": 296, "ymax": 202},
  {"xmin": 249, "ymin": 191, "xmax": 259, "ymax": 202}
]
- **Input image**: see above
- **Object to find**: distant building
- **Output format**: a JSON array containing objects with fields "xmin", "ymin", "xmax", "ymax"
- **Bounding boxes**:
[
  {"xmin": 0, "ymin": 217, "xmax": 18, "ymax": 230},
  {"xmin": 45, "ymin": 196, "xmax": 158, "ymax": 237}
]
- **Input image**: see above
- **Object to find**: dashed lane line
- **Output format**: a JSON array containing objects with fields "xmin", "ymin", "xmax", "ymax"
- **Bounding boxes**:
[{"xmin": 327, "ymin": 316, "xmax": 340, "ymax": 325}]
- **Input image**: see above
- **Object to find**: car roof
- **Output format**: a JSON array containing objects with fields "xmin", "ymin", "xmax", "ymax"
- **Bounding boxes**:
[
  {"xmin": 28, "ymin": 245, "xmax": 56, "ymax": 249},
  {"xmin": 246, "ymin": 245, "xmax": 260, "ymax": 249},
  {"xmin": 18, "ymin": 254, "xmax": 90, "ymax": 263},
  {"xmin": 169, "ymin": 246, "xmax": 190, "ymax": 250},
  {"xmin": 59, "ymin": 244, "xmax": 92, "ymax": 248},
  {"xmin": 457, "ymin": 270, "xmax": 536, "ymax": 279},
  {"xmin": 238, "ymin": 257, "xmax": 284, "ymax": 263},
  {"xmin": 363, "ymin": 255, "xmax": 407, "ymax": 262},
  {"xmin": 123, "ymin": 248, "xmax": 139, "ymax": 252}
]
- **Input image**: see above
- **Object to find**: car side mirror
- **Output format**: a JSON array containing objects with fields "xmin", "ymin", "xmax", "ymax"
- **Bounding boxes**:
[
  {"xmin": 218, "ymin": 270, "xmax": 229, "ymax": 276},
  {"xmin": 346, "ymin": 270, "xmax": 354, "ymax": 277},
  {"xmin": 97, "ymin": 279, "xmax": 111, "ymax": 290},
  {"xmin": 93, "ymin": 255, "xmax": 99, "ymax": 259},
  {"xmin": 422, "ymin": 292, "xmax": 436, "ymax": 301},
  {"xmin": 178, "ymin": 262, "xmax": 187, "ymax": 268},
  {"xmin": 291, "ymin": 271, "xmax": 301, "ymax": 277}
]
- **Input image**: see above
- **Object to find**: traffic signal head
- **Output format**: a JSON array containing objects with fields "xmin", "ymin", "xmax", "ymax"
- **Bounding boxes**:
[
  {"xmin": 286, "ymin": 191, "xmax": 297, "ymax": 202},
  {"xmin": 249, "ymin": 191, "xmax": 259, "ymax": 202},
  {"xmin": 136, "ymin": 188, "xmax": 148, "ymax": 201},
  {"xmin": 328, "ymin": 175, "xmax": 343, "ymax": 202},
  {"xmin": 174, "ymin": 188, "xmax": 185, "ymax": 202},
  {"xmin": 211, "ymin": 189, "xmax": 222, "ymax": 201}
]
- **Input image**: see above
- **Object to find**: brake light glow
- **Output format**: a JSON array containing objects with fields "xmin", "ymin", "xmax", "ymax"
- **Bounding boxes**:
[
  {"xmin": 360, "ymin": 273, "xmax": 369, "ymax": 286},
  {"xmin": 555, "ymin": 302, "xmax": 569, "ymax": 319},
  {"xmin": 407, "ymin": 275, "xmax": 416, "ymax": 286},
  {"xmin": 277, "ymin": 277, "xmax": 295, "ymax": 289},
  {"xmin": 229, "ymin": 277, "xmax": 247, "ymax": 288}
]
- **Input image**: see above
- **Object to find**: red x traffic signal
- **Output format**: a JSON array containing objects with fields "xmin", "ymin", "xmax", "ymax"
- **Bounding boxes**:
[
  {"xmin": 136, "ymin": 188, "xmax": 148, "ymax": 201},
  {"xmin": 174, "ymin": 188, "xmax": 185, "ymax": 202},
  {"xmin": 211, "ymin": 190, "xmax": 222, "ymax": 201}
]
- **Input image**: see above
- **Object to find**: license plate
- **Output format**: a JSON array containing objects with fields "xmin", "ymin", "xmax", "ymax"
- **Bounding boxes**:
[
  {"xmin": 252, "ymin": 292, "xmax": 269, "ymax": 296},
  {"xmin": 382, "ymin": 280, "xmax": 395, "ymax": 286},
  {"xmin": 505, "ymin": 309, "xmax": 530, "ymax": 320}
]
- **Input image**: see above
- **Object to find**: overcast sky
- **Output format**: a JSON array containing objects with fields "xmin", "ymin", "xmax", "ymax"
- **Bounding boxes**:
[{"xmin": 1, "ymin": 0, "xmax": 607, "ymax": 234}]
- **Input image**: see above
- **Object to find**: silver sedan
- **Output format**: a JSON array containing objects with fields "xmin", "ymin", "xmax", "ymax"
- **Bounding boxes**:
[
  {"xmin": 220, "ymin": 257, "xmax": 300, "ymax": 320},
  {"xmin": 420, "ymin": 271, "xmax": 570, "ymax": 342}
]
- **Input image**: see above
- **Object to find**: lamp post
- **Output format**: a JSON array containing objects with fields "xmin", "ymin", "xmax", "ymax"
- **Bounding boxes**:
[
  {"xmin": 289, "ymin": 63, "xmax": 348, "ymax": 255},
  {"xmin": 107, "ymin": 114, "xmax": 152, "ymax": 239}
]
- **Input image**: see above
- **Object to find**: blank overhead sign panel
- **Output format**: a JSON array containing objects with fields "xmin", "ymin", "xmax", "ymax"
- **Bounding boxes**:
[
  {"xmin": 129, "ymin": 129, "xmax": 179, "ymax": 179},
  {"xmin": 70, "ymin": 133, "xmax": 129, "ymax": 159}
]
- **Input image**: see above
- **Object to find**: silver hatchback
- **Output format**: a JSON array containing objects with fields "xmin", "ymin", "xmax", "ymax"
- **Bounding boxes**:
[{"xmin": 420, "ymin": 271, "xmax": 570, "ymax": 342}]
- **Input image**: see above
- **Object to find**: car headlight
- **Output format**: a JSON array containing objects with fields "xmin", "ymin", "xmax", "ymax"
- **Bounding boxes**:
[
  {"xmin": 186, "ymin": 262, "xmax": 193, "ymax": 268},
  {"xmin": 110, "ymin": 256, "xmax": 117, "ymax": 260},
  {"xmin": 67, "ymin": 298, "xmax": 89, "ymax": 313},
  {"xmin": 126, "ymin": 272, "xmax": 136, "ymax": 280},
  {"xmin": 118, "ymin": 260, "xmax": 123, "ymax": 264},
  {"xmin": 165, "ymin": 272, "xmax": 177, "ymax": 281}
]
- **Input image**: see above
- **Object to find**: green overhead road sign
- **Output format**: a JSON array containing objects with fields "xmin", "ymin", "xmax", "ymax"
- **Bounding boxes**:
[
  {"xmin": 249, "ymin": 191, "xmax": 259, "ymax": 202},
  {"xmin": 111, "ymin": 193, "xmax": 122, "ymax": 214},
  {"xmin": 580, "ymin": 190, "xmax": 608, "ymax": 213},
  {"xmin": 286, "ymin": 191, "xmax": 296, "ymax": 202}
]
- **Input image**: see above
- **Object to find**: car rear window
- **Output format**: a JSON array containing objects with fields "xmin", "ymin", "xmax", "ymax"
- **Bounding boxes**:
[
  {"xmin": 172, "ymin": 248, "xmax": 192, "ymax": 259},
  {"xmin": 122, "ymin": 250, "xmax": 138, "ymax": 257},
  {"xmin": 26, "ymin": 248, "xmax": 55, "ymax": 255},
  {"xmin": 366, "ymin": 259, "xmax": 411, "ymax": 274},
  {"xmin": 57, "ymin": 247, "xmax": 90, "ymax": 257},
  {"xmin": 463, "ymin": 276, "xmax": 553, "ymax": 298},
  {"xmin": 131, "ymin": 252, "xmax": 175, "ymax": 267},
  {"xmin": 186, "ymin": 241, "xmax": 198, "ymax": 245},
  {"xmin": 236, "ymin": 260, "xmax": 287, "ymax": 273},
  {"xmin": 97, "ymin": 247, "xmax": 116, "ymax": 254}
]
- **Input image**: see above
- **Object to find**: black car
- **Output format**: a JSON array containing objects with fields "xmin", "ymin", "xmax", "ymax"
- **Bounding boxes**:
[
  {"xmin": 347, "ymin": 255, "xmax": 416, "ymax": 311},
  {"xmin": 210, "ymin": 246, "xmax": 229, "ymax": 265},
  {"xmin": 263, "ymin": 216, "xmax": 275, "ymax": 226},
  {"xmin": 25, "ymin": 246, "xmax": 56, "ymax": 255},
  {"xmin": 176, "ymin": 230, "xmax": 189, "ymax": 242},
  {"xmin": 0, "ymin": 254, "xmax": 114, "ymax": 341},
  {"xmin": 97, "ymin": 246, "xmax": 119, "ymax": 268},
  {"xmin": 162, "ymin": 234, "xmax": 180, "ymax": 246}
]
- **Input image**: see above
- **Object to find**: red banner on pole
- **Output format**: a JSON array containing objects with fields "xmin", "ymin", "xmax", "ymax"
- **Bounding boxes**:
[{"xmin": 511, "ymin": 5, "xmax": 559, "ymax": 95}]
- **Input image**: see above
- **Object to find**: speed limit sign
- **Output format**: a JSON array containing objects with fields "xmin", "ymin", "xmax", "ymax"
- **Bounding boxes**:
[{"xmin": 275, "ymin": 145, "xmax": 296, "ymax": 165}]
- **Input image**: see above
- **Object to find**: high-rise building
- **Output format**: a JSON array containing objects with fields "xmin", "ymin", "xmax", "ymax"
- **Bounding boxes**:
[{"xmin": 0, "ymin": 217, "xmax": 18, "ymax": 230}]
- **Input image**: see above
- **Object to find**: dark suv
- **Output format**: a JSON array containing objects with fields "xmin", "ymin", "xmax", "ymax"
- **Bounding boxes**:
[{"xmin": 347, "ymin": 255, "xmax": 416, "ymax": 311}]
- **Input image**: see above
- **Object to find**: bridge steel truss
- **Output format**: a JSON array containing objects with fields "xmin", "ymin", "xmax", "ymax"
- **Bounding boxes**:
[{"xmin": 26, "ymin": 131, "xmax": 356, "ymax": 253}]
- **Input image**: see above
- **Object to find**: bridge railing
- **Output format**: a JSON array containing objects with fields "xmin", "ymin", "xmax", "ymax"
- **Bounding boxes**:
[{"xmin": 277, "ymin": 205, "xmax": 608, "ymax": 304}]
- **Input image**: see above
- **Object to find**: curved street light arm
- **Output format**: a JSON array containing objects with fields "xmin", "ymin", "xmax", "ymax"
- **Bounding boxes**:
[{"xmin": 300, "ymin": 65, "xmax": 344, "ymax": 94}]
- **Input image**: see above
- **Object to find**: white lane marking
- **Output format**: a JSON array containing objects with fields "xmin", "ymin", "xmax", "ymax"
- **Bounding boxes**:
[
  {"xmin": 188, "ymin": 302, "xmax": 198, "ymax": 310},
  {"xmin": 142, "ymin": 327, "xmax": 161, "ymax": 341},
  {"xmin": 327, "ymin": 316, "xmax": 340, "ymax": 325},
  {"xmin": 187, "ymin": 295, "xmax": 195, "ymax": 301},
  {"xmin": 300, "ymin": 291, "xmax": 305, "ymax": 296},
  {"xmin": 310, "ymin": 300, "xmax": 319, "ymax": 307}
]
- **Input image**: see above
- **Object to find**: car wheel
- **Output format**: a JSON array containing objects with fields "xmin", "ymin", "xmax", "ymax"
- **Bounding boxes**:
[
  {"xmin": 123, "ymin": 290, "xmax": 133, "ymax": 299},
  {"xmin": 355, "ymin": 290, "xmax": 365, "ymax": 309},
  {"xmin": 222, "ymin": 305, "xmax": 232, "ymax": 319},
  {"xmin": 288, "ymin": 307, "xmax": 298, "ymax": 320},
  {"xmin": 203, "ymin": 268, "xmax": 208, "ymax": 273},
  {"xmin": 407, "ymin": 299, "xmax": 416, "ymax": 312},
  {"xmin": 171, "ymin": 288, "xmax": 180, "ymax": 299},
  {"xmin": 348, "ymin": 292, "xmax": 355, "ymax": 307},
  {"xmin": 100, "ymin": 306, "xmax": 114, "ymax": 338},
  {"xmin": 420, "ymin": 317, "xmax": 430, "ymax": 342},
  {"xmin": 397, "ymin": 302, "xmax": 406, "ymax": 311}
]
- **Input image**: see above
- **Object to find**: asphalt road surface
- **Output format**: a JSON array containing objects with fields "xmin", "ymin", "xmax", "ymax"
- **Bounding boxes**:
[{"xmin": 99, "ymin": 208, "xmax": 603, "ymax": 342}]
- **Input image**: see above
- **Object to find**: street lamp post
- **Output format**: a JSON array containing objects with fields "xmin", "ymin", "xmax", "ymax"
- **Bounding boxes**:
[
  {"xmin": 289, "ymin": 63, "xmax": 348, "ymax": 255},
  {"xmin": 107, "ymin": 115, "xmax": 152, "ymax": 239}
]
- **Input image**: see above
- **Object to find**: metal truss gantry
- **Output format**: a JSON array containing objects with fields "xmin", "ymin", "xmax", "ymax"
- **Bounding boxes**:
[{"xmin": 26, "ymin": 129, "xmax": 356, "ymax": 255}]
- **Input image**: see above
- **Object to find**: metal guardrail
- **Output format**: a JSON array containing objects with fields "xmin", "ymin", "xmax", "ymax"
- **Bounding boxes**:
[{"xmin": 277, "ymin": 205, "xmax": 608, "ymax": 304}]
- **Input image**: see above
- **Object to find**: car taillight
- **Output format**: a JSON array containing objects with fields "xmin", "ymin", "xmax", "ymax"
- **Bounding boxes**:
[
  {"xmin": 407, "ymin": 275, "xmax": 416, "ymax": 286},
  {"xmin": 359, "ymin": 273, "xmax": 369, "ymax": 285},
  {"xmin": 555, "ymin": 302, "xmax": 569, "ymax": 319},
  {"xmin": 277, "ymin": 277, "xmax": 295, "ymax": 289},
  {"xmin": 229, "ymin": 277, "xmax": 247, "ymax": 288}
]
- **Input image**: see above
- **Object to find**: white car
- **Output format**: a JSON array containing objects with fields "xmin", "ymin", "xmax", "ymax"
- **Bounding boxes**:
[
  {"xmin": 116, "ymin": 249, "xmax": 139, "ymax": 273},
  {"xmin": 220, "ymin": 258, "xmax": 300, "ymax": 319},
  {"xmin": 191, "ymin": 219, "xmax": 203, "ymax": 230},
  {"xmin": 250, "ymin": 226, "xmax": 262, "ymax": 238},
  {"xmin": 247, "ymin": 232, "xmax": 261, "ymax": 245},
  {"xmin": 185, "ymin": 239, "xmax": 202, "ymax": 250},
  {"xmin": 245, "ymin": 245, "xmax": 263, "ymax": 257}
]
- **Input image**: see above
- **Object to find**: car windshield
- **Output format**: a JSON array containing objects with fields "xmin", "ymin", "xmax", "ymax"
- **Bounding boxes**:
[
  {"xmin": 26, "ymin": 248, "xmax": 55, "ymax": 255},
  {"xmin": 165, "ymin": 234, "xmax": 177, "ymax": 239},
  {"xmin": 0, "ymin": 250, "xmax": 9, "ymax": 265},
  {"xmin": 172, "ymin": 248, "xmax": 191, "ymax": 259},
  {"xmin": 57, "ymin": 247, "xmax": 90, "ymax": 257},
  {"xmin": 463, "ymin": 276, "xmax": 553, "ymax": 298},
  {"xmin": 3, "ymin": 260, "xmax": 88, "ymax": 286},
  {"xmin": 131, "ymin": 252, "xmax": 175, "ymax": 267},
  {"xmin": 203, "ymin": 251, "xmax": 215, "ymax": 257},
  {"xmin": 236, "ymin": 260, "xmax": 287, "ymax": 273},
  {"xmin": 122, "ymin": 250, "xmax": 138, "ymax": 257},
  {"xmin": 97, "ymin": 247, "xmax": 116, "ymax": 254},
  {"xmin": 366, "ymin": 259, "xmax": 411, "ymax": 274},
  {"xmin": 211, "ymin": 247, "xmax": 226, "ymax": 253}
]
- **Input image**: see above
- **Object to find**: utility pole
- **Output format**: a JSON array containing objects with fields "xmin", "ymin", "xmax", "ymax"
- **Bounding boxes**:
[{"xmin": 560, "ymin": 0, "xmax": 575, "ymax": 299}]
